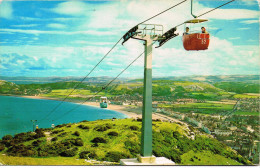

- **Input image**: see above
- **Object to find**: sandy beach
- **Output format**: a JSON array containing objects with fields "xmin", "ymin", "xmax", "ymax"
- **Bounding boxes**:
[{"xmin": 16, "ymin": 95, "xmax": 184, "ymax": 124}]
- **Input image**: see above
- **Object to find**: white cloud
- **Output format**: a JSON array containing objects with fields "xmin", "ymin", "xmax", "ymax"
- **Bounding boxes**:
[
  {"xmin": 0, "ymin": 1, "xmax": 13, "ymax": 19},
  {"xmin": 197, "ymin": 8, "xmax": 259, "ymax": 20},
  {"xmin": 229, "ymin": 37, "xmax": 241, "ymax": 40},
  {"xmin": 11, "ymin": 24, "xmax": 39, "ymax": 28},
  {"xmin": 52, "ymin": 1, "xmax": 88, "ymax": 16},
  {"xmin": 238, "ymin": 27, "xmax": 250, "ymax": 30},
  {"xmin": 47, "ymin": 23, "xmax": 67, "ymax": 29},
  {"xmin": 0, "ymin": 28, "xmax": 117, "ymax": 36},
  {"xmin": 240, "ymin": 19, "xmax": 259, "ymax": 24},
  {"xmin": 72, "ymin": 40, "xmax": 114, "ymax": 46}
]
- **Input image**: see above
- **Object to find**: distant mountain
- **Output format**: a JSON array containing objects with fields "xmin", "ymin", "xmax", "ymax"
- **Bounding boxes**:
[
  {"xmin": 0, "ymin": 75, "xmax": 259, "ymax": 84},
  {"xmin": 153, "ymin": 75, "xmax": 259, "ymax": 84},
  {"xmin": 0, "ymin": 76, "xmax": 128, "ymax": 84}
]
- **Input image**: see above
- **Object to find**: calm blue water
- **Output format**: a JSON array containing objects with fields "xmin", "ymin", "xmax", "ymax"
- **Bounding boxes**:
[{"xmin": 0, "ymin": 96, "xmax": 128, "ymax": 138}]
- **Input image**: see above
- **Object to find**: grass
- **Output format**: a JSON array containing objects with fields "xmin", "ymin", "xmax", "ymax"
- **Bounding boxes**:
[
  {"xmin": 0, "ymin": 119, "xmax": 250, "ymax": 165},
  {"xmin": 234, "ymin": 111, "xmax": 259, "ymax": 116},
  {"xmin": 41, "ymin": 89, "xmax": 114, "ymax": 99},
  {"xmin": 0, "ymin": 155, "xmax": 91, "ymax": 165},
  {"xmin": 233, "ymin": 94, "xmax": 259, "ymax": 99},
  {"xmin": 159, "ymin": 102, "xmax": 234, "ymax": 114},
  {"xmin": 180, "ymin": 150, "xmax": 242, "ymax": 165}
]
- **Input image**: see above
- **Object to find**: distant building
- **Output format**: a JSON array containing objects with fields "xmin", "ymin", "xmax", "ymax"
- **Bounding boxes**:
[{"xmin": 214, "ymin": 129, "xmax": 232, "ymax": 136}]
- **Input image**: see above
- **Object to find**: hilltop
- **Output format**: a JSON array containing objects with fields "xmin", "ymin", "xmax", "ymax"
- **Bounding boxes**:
[
  {"xmin": 0, "ymin": 75, "xmax": 259, "ymax": 84},
  {"xmin": 0, "ymin": 119, "xmax": 250, "ymax": 165}
]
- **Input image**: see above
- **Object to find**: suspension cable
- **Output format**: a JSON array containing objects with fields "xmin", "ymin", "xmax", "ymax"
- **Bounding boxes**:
[
  {"xmin": 51, "ymin": 51, "xmax": 145, "ymax": 121},
  {"xmin": 196, "ymin": 0, "xmax": 235, "ymax": 18},
  {"xmin": 174, "ymin": 0, "xmax": 236, "ymax": 29},
  {"xmin": 41, "ymin": 0, "xmax": 235, "ymax": 122},
  {"xmin": 39, "ymin": 0, "xmax": 188, "ymax": 122}
]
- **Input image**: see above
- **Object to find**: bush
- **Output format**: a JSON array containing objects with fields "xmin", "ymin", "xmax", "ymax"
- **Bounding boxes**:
[
  {"xmin": 55, "ymin": 124, "xmax": 67, "ymax": 128},
  {"xmin": 0, "ymin": 144, "xmax": 5, "ymax": 151},
  {"xmin": 51, "ymin": 137, "xmax": 58, "ymax": 142},
  {"xmin": 7, "ymin": 144, "xmax": 37, "ymax": 157},
  {"xmin": 80, "ymin": 120, "xmax": 89, "ymax": 123},
  {"xmin": 108, "ymin": 131, "xmax": 119, "ymax": 137},
  {"xmin": 78, "ymin": 125, "xmax": 90, "ymax": 130},
  {"xmin": 51, "ymin": 129, "xmax": 64, "ymax": 135},
  {"xmin": 129, "ymin": 126, "xmax": 139, "ymax": 131},
  {"xmin": 124, "ymin": 140, "xmax": 140, "ymax": 154},
  {"xmin": 14, "ymin": 133, "xmax": 34, "ymax": 143},
  {"xmin": 94, "ymin": 124, "xmax": 112, "ymax": 132},
  {"xmin": 104, "ymin": 151, "xmax": 130, "ymax": 162},
  {"xmin": 91, "ymin": 137, "xmax": 107, "ymax": 144},
  {"xmin": 32, "ymin": 140, "xmax": 43, "ymax": 146},
  {"xmin": 2, "ymin": 135, "xmax": 13, "ymax": 140},
  {"xmin": 59, "ymin": 147, "xmax": 78, "ymax": 157},
  {"xmin": 79, "ymin": 150, "xmax": 97, "ymax": 159},
  {"xmin": 34, "ymin": 129, "xmax": 45, "ymax": 139},
  {"xmin": 74, "ymin": 138, "xmax": 84, "ymax": 146},
  {"xmin": 136, "ymin": 118, "xmax": 142, "ymax": 122},
  {"xmin": 73, "ymin": 131, "xmax": 80, "ymax": 136}
]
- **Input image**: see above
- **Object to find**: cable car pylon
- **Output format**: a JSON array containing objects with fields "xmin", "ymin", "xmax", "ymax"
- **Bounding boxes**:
[{"xmin": 121, "ymin": 24, "xmax": 175, "ymax": 164}]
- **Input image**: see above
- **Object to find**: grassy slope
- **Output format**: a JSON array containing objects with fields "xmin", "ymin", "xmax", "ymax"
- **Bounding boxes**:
[
  {"xmin": 0, "ymin": 155, "xmax": 90, "ymax": 165},
  {"xmin": 0, "ymin": 119, "xmax": 249, "ymax": 165}
]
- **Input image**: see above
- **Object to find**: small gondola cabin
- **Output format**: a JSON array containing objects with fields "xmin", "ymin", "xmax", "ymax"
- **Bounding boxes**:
[
  {"xmin": 100, "ymin": 97, "xmax": 108, "ymax": 108},
  {"xmin": 182, "ymin": 19, "xmax": 210, "ymax": 51}
]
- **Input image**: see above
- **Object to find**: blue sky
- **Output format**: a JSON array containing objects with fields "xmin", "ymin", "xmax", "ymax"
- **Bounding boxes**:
[{"xmin": 0, "ymin": 0, "xmax": 259, "ymax": 77}]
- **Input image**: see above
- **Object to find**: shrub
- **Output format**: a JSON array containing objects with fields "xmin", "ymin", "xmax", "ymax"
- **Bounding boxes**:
[
  {"xmin": 74, "ymin": 138, "xmax": 84, "ymax": 146},
  {"xmin": 136, "ymin": 118, "xmax": 142, "ymax": 122},
  {"xmin": 80, "ymin": 120, "xmax": 89, "ymax": 123},
  {"xmin": 91, "ymin": 143, "xmax": 99, "ymax": 147},
  {"xmin": 104, "ymin": 151, "xmax": 130, "ymax": 162},
  {"xmin": 55, "ymin": 124, "xmax": 67, "ymax": 128},
  {"xmin": 108, "ymin": 131, "xmax": 119, "ymax": 137},
  {"xmin": 129, "ymin": 126, "xmax": 139, "ymax": 131},
  {"xmin": 51, "ymin": 137, "xmax": 58, "ymax": 142},
  {"xmin": 59, "ymin": 147, "xmax": 78, "ymax": 157},
  {"xmin": 78, "ymin": 125, "xmax": 90, "ymax": 130},
  {"xmin": 2, "ymin": 135, "xmax": 13, "ymax": 140},
  {"xmin": 0, "ymin": 144, "xmax": 5, "ymax": 151},
  {"xmin": 94, "ymin": 124, "xmax": 112, "ymax": 132},
  {"xmin": 51, "ymin": 129, "xmax": 64, "ymax": 135},
  {"xmin": 59, "ymin": 132, "xmax": 67, "ymax": 137},
  {"xmin": 124, "ymin": 140, "xmax": 140, "ymax": 154},
  {"xmin": 73, "ymin": 131, "xmax": 80, "ymax": 136},
  {"xmin": 34, "ymin": 129, "xmax": 45, "ymax": 139},
  {"xmin": 91, "ymin": 137, "xmax": 107, "ymax": 143},
  {"xmin": 79, "ymin": 150, "xmax": 97, "ymax": 159},
  {"xmin": 32, "ymin": 140, "xmax": 43, "ymax": 146}
]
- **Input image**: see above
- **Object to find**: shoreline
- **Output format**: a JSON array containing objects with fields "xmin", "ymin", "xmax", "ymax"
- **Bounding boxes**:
[
  {"xmin": 3, "ymin": 94, "xmax": 141, "ymax": 119},
  {"xmin": 2, "ymin": 94, "xmax": 184, "ymax": 124}
]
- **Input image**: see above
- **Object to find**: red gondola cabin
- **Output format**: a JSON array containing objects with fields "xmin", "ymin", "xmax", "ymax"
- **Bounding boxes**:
[{"xmin": 182, "ymin": 19, "xmax": 210, "ymax": 51}]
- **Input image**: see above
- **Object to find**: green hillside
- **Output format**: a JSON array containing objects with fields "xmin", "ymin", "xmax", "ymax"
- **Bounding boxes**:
[
  {"xmin": 0, "ymin": 80, "xmax": 20, "ymax": 94},
  {"xmin": 0, "ymin": 119, "xmax": 250, "ymax": 165}
]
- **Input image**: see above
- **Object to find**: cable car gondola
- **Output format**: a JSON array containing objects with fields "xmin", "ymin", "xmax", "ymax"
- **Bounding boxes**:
[
  {"xmin": 100, "ymin": 97, "xmax": 108, "ymax": 108},
  {"xmin": 182, "ymin": 19, "xmax": 210, "ymax": 51}
]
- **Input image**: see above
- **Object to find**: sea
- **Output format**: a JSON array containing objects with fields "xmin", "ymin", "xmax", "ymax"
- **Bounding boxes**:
[{"xmin": 0, "ymin": 96, "xmax": 128, "ymax": 138}]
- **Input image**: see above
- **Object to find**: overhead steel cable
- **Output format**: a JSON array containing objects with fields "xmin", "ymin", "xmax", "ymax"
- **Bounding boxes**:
[
  {"xmin": 174, "ymin": 0, "xmax": 236, "ymax": 29},
  {"xmin": 38, "ymin": 37, "xmax": 123, "ymax": 122},
  {"xmin": 52, "ymin": 50, "xmax": 146, "ymax": 121},
  {"xmin": 42, "ymin": 0, "xmax": 235, "ymax": 123},
  {"xmin": 51, "ymin": 0, "xmax": 237, "ymax": 120},
  {"xmin": 39, "ymin": 0, "xmax": 188, "ymax": 122},
  {"xmin": 138, "ymin": 0, "xmax": 187, "ymax": 25},
  {"xmin": 196, "ymin": 0, "xmax": 235, "ymax": 18}
]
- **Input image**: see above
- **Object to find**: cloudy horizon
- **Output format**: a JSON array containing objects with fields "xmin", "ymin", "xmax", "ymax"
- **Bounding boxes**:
[{"xmin": 0, "ymin": 0, "xmax": 259, "ymax": 78}]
